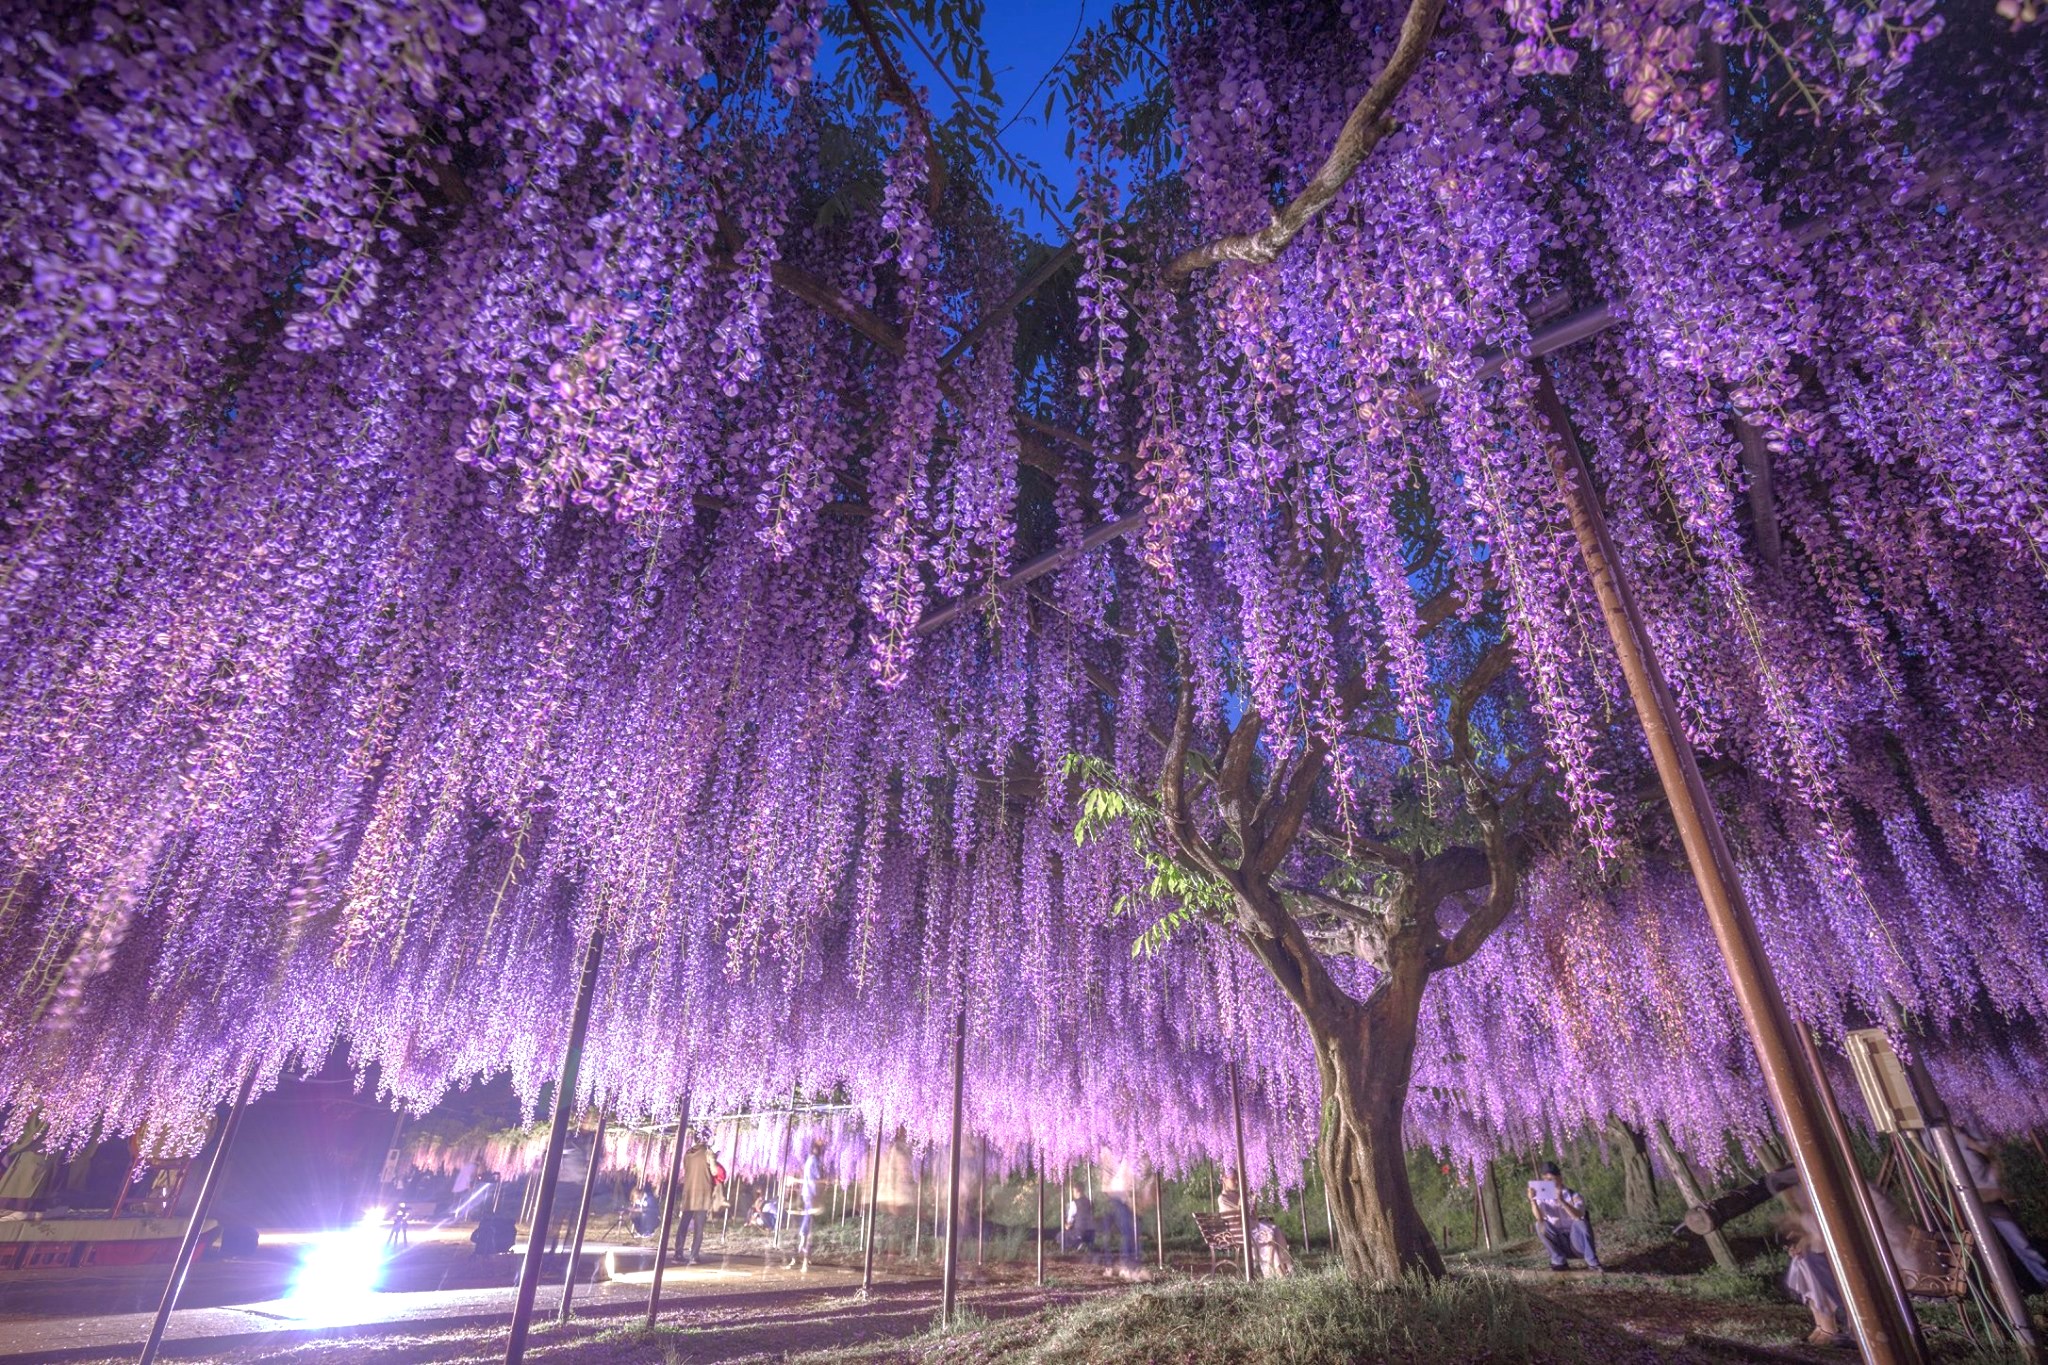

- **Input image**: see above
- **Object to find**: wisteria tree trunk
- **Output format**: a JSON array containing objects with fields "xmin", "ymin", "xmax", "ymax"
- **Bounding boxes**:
[
  {"xmin": 1158, "ymin": 650, "xmax": 1528, "ymax": 1283},
  {"xmin": 1307, "ymin": 944, "xmax": 1441, "ymax": 1279}
]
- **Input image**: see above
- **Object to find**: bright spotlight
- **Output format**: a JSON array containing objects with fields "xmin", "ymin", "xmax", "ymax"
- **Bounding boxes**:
[{"xmin": 284, "ymin": 1210, "xmax": 390, "ymax": 1321}]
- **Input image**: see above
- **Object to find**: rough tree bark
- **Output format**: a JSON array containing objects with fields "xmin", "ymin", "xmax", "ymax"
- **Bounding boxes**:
[{"xmin": 1607, "ymin": 1117, "xmax": 1660, "ymax": 1221}]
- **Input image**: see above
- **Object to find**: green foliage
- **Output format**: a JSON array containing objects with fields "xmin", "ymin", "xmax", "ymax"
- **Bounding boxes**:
[{"xmin": 1063, "ymin": 752, "xmax": 1233, "ymax": 958}]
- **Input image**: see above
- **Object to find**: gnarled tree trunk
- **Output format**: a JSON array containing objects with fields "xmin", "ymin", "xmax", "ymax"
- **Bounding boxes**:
[{"xmin": 1275, "ymin": 920, "xmax": 1444, "ymax": 1280}]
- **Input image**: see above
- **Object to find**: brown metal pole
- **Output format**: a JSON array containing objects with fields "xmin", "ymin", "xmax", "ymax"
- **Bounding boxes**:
[
  {"xmin": 645, "ymin": 1091, "xmax": 690, "ymax": 1328},
  {"xmin": 1229, "ymin": 1061, "xmax": 1254, "ymax": 1282},
  {"xmin": 556, "ymin": 1106, "xmax": 607, "ymax": 1322},
  {"xmin": 940, "ymin": 1008, "xmax": 967, "ymax": 1326},
  {"xmin": 505, "ymin": 924, "xmax": 605, "ymax": 1365},
  {"xmin": 1532, "ymin": 361, "xmax": 1924, "ymax": 1365},
  {"xmin": 1797, "ymin": 1026, "xmax": 1921, "ymax": 1347},
  {"xmin": 138, "ymin": 1063, "xmax": 258, "ymax": 1365},
  {"xmin": 859, "ymin": 1103, "xmax": 884, "ymax": 1299}
]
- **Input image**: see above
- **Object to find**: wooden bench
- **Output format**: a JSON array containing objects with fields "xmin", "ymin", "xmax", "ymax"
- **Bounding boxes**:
[{"xmin": 1192, "ymin": 1211, "xmax": 1246, "ymax": 1274}]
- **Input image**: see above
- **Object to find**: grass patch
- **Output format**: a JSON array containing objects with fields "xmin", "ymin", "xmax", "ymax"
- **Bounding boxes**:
[{"xmin": 841, "ymin": 1269, "xmax": 1667, "ymax": 1364}]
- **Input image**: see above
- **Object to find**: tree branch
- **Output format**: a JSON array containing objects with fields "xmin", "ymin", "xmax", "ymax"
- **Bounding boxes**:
[
  {"xmin": 940, "ymin": 242, "xmax": 1078, "ymax": 369},
  {"xmin": 1433, "ymin": 818, "xmax": 1521, "ymax": 969},
  {"xmin": 1163, "ymin": 0, "xmax": 1446, "ymax": 281}
]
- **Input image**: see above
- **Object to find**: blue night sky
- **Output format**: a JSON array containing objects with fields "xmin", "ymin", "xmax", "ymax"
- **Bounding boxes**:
[{"xmin": 824, "ymin": 0, "xmax": 1107, "ymax": 243}]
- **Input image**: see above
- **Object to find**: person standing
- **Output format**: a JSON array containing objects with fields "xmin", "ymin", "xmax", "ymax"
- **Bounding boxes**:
[
  {"xmin": 785, "ymin": 1137, "xmax": 824, "ymax": 1272},
  {"xmin": 674, "ymin": 1127, "xmax": 718, "ymax": 1266},
  {"xmin": 1526, "ymin": 1160, "xmax": 1603, "ymax": 1272},
  {"xmin": 1063, "ymin": 1180, "xmax": 1097, "ymax": 1257},
  {"xmin": 1099, "ymin": 1149, "xmax": 1148, "ymax": 1280}
]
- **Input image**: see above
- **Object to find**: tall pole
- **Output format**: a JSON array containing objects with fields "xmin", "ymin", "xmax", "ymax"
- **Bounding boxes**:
[
  {"xmin": 645, "ymin": 1090, "xmax": 690, "ymax": 1328},
  {"xmin": 138, "ymin": 1064, "xmax": 258, "ymax": 1365},
  {"xmin": 556, "ymin": 1106, "xmax": 608, "ymax": 1322},
  {"xmin": 940, "ymin": 1007, "xmax": 967, "ymax": 1327},
  {"xmin": 1228, "ymin": 1060, "xmax": 1254, "ymax": 1283},
  {"xmin": 1532, "ymin": 362, "xmax": 1925, "ymax": 1365},
  {"xmin": 505, "ymin": 924, "xmax": 605, "ymax": 1365},
  {"xmin": 773, "ymin": 1080, "xmax": 798, "ymax": 1252},
  {"xmin": 860, "ymin": 1103, "xmax": 884, "ymax": 1299},
  {"xmin": 1893, "ymin": 1036, "xmax": 2040, "ymax": 1359},
  {"xmin": 1035, "ymin": 1151, "xmax": 1045, "ymax": 1288},
  {"xmin": 912, "ymin": 1162, "xmax": 923, "ymax": 1260},
  {"xmin": 976, "ymin": 1135, "xmax": 987, "ymax": 1267},
  {"xmin": 1154, "ymin": 1170, "xmax": 1165, "ymax": 1270}
]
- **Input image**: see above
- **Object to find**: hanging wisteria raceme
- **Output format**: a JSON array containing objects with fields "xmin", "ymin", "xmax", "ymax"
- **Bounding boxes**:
[{"xmin": 0, "ymin": 0, "xmax": 2044, "ymax": 1252}]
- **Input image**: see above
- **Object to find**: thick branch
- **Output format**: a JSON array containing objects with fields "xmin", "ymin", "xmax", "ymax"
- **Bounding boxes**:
[
  {"xmin": 1160, "ymin": 676, "xmax": 1230, "ymax": 881},
  {"xmin": 1163, "ymin": 0, "xmax": 1446, "ymax": 281},
  {"xmin": 1433, "ymin": 820, "xmax": 1520, "ymax": 969}
]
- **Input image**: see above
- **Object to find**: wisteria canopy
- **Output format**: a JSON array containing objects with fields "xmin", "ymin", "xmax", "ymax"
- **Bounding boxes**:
[{"xmin": 1, "ymin": 0, "xmax": 2045, "ymax": 1281}]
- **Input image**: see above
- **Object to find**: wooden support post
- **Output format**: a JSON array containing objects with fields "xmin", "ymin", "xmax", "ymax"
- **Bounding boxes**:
[
  {"xmin": 1532, "ymin": 362, "xmax": 1925, "ymax": 1365},
  {"xmin": 556, "ymin": 1106, "xmax": 608, "ymax": 1322},
  {"xmin": 1229, "ymin": 1061, "xmax": 1254, "ymax": 1283},
  {"xmin": 645, "ymin": 1092, "xmax": 690, "ymax": 1328},
  {"xmin": 1654, "ymin": 1123, "xmax": 1739, "ymax": 1272},
  {"xmin": 912, "ymin": 1162, "xmax": 923, "ymax": 1260},
  {"xmin": 1893, "ymin": 1036, "xmax": 2041, "ymax": 1359},
  {"xmin": 505, "ymin": 924, "xmax": 605, "ymax": 1365},
  {"xmin": 1035, "ymin": 1152, "xmax": 1046, "ymax": 1287},
  {"xmin": 941, "ymin": 1008, "xmax": 967, "ymax": 1327},
  {"xmin": 976, "ymin": 1135, "xmax": 987, "ymax": 1267},
  {"xmin": 137, "ymin": 1064, "xmax": 258, "ymax": 1365},
  {"xmin": 1479, "ymin": 1160, "xmax": 1508, "ymax": 1251},
  {"xmin": 860, "ymin": 1104, "xmax": 884, "ymax": 1299}
]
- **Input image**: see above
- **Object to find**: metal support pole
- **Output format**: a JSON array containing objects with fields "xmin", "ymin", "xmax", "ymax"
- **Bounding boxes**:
[
  {"xmin": 645, "ymin": 1091, "xmax": 690, "ymax": 1328},
  {"xmin": 860, "ymin": 1104, "xmax": 884, "ymax": 1299},
  {"xmin": 773, "ymin": 1080, "xmax": 798, "ymax": 1253},
  {"xmin": 976, "ymin": 1135, "xmax": 987, "ymax": 1267},
  {"xmin": 1895, "ymin": 1035, "xmax": 2042, "ymax": 1359},
  {"xmin": 556, "ymin": 1106, "xmax": 607, "ymax": 1323},
  {"xmin": 1797, "ymin": 1026, "xmax": 1922, "ymax": 1351},
  {"xmin": 1035, "ymin": 1152, "xmax": 1045, "ymax": 1287},
  {"xmin": 1229, "ymin": 1060, "xmax": 1253, "ymax": 1283},
  {"xmin": 505, "ymin": 925, "xmax": 605, "ymax": 1365},
  {"xmin": 1154, "ymin": 1170, "xmax": 1165, "ymax": 1270},
  {"xmin": 138, "ymin": 1064, "xmax": 258, "ymax": 1365},
  {"xmin": 1532, "ymin": 362, "xmax": 1925, "ymax": 1365},
  {"xmin": 940, "ymin": 1008, "xmax": 967, "ymax": 1327}
]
